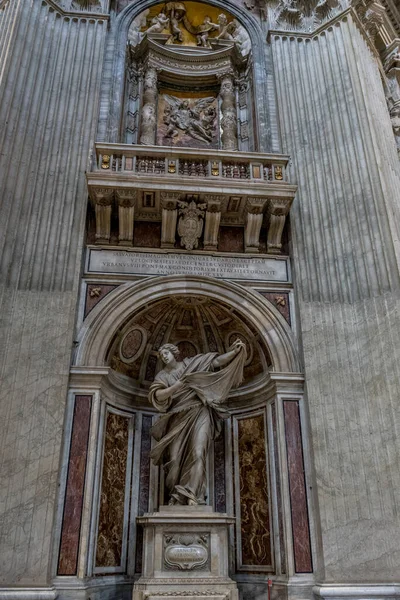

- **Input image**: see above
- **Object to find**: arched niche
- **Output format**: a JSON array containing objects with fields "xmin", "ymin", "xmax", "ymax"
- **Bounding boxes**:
[
  {"xmin": 74, "ymin": 275, "xmax": 300, "ymax": 375},
  {"xmin": 57, "ymin": 276, "xmax": 315, "ymax": 596},
  {"xmin": 96, "ymin": 0, "xmax": 275, "ymax": 151}
]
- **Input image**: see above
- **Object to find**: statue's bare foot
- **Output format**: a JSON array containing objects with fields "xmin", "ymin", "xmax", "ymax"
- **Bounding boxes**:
[{"xmin": 187, "ymin": 499, "xmax": 197, "ymax": 506}]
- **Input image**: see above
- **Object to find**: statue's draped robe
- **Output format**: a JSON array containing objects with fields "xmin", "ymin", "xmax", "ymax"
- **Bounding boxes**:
[{"xmin": 149, "ymin": 348, "xmax": 246, "ymax": 505}]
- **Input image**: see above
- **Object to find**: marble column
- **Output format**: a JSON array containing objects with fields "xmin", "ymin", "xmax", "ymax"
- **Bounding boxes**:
[
  {"xmin": 139, "ymin": 66, "xmax": 158, "ymax": 146},
  {"xmin": 220, "ymin": 73, "xmax": 238, "ymax": 151}
]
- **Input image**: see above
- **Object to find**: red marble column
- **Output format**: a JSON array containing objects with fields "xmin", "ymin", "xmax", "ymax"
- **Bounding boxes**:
[
  {"xmin": 58, "ymin": 395, "xmax": 92, "ymax": 576},
  {"xmin": 283, "ymin": 400, "xmax": 313, "ymax": 573}
]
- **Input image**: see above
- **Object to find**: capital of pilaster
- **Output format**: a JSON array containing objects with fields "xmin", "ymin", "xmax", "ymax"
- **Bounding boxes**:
[
  {"xmin": 91, "ymin": 187, "xmax": 114, "ymax": 206},
  {"xmin": 161, "ymin": 192, "xmax": 181, "ymax": 210},
  {"xmin": 246, "ymin": 197, "xmax": 267, "ymax": 215},
  {"xmin": 116, "ymin": 189, "xmax": 137, "ymax": 208},
  {"xmin": 267, "ymin": 197, "xmax": 292, "ymax": 216}
]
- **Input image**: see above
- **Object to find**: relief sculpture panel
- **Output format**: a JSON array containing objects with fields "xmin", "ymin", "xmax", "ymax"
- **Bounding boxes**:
[{"xmin": 157, "ymin": 92, "xmax": 218, "ymax": 149}]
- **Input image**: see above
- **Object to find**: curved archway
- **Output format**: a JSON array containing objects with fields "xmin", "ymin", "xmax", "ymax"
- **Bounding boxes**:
[
  {"xmin": 75, "ymin": 275, "xmax": 300, "ymax": 373},
  {"xmin": 97, "ymin": 0, "xmax": 276, "ymax": 151}
]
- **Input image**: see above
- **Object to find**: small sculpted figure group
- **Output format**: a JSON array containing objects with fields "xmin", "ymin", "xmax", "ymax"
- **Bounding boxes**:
[{"xmin": 139, "ymin": 3, "xmax": 251, "ymax": 56}]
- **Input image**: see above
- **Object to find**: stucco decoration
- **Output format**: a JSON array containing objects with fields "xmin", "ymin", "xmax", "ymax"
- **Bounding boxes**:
[
  {"xmin": 53, "ymin": 0, "xmax": 104, "ymax": 11},
  {"xmin": 268, "ymin": 0, "xmax": 348, "ymax": 31},
  {"xmin": 129, "ymin": 1, "xmax": 251, "ymax": 56}
]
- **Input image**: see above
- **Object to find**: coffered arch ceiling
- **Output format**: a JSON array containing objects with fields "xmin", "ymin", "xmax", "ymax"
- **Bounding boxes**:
[{"xmin": 106, "ymin": 295, "xmax": 272, "ymax": 390}]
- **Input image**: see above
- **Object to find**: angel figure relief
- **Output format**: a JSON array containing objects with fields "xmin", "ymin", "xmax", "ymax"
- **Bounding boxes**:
[{"xmin": 162, "ymin": 95, "xmax": 217, "ymax": 145}]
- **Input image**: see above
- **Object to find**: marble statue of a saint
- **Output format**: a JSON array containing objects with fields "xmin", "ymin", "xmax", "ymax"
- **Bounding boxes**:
[{"xmin": 149, "ymin": 340, "xmax": 246, "ymax": 506}]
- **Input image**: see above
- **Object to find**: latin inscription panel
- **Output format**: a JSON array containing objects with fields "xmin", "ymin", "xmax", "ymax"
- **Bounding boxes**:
[{"xmin": 87, "ymin": 249, "xmax": 289, "ymax": 282}]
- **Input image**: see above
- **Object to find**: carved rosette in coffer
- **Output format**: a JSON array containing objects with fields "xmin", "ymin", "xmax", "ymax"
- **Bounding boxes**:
[{"xmin": 163, "ymin": 533, "xmax": 210, "ymax": 571}]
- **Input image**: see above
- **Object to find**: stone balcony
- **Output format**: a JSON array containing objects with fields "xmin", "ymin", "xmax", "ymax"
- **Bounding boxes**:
[{"xmin": 86, "ymin": 143, "xmax": 297, "ymax": 254}]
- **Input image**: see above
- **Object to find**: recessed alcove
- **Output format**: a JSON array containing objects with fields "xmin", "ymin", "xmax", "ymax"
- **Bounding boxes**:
[{"xmin": 106, "ymin": 295, "xmax": 273, "ymax": 389}]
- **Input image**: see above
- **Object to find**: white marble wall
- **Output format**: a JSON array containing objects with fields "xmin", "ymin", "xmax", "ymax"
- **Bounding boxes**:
[
  {"xmin": 271, "ymin": 13, "xmax": 400, "ymax": 582},
  {"xmin": 0, "ymin": 0, "xmax": 107, "ymax": 586}
]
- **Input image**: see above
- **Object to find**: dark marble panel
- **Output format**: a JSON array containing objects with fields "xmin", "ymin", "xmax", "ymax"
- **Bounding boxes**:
[
  {"xmin": 218, "ymin": 226, "xmax": 244, "ymax": 253},
  {"xmin": 58, "ymin": 395, "xmax": 92, "ymax": 576},
  {"xmin": 84, "ymin": 284, "xmax": 118, "ymax": 318},
  {"xmin": 260, "ymin": 292, "xmax": 291, "ymax": 326},
  {"xmin": 271, "ymin": 403, "xmax": 286, "ymax": 574},
  {"xmin": 238, "ymin": 414, "xmax": 272, "ymax": 567},
  {"xmin": 133, "ymin": 222, "xmax": 161, "ymax": 248},
  {"xmin": 95, "ymin": 412, "xmax": 130, "ymax": 570},
  {"xmin": 135, "ymin": 415, "xmax": 153, "ymax": 574},
  {"xmin": 283, "ymin": 401, "xmax": 313, "ymax": 573},
  {"xmin": 214, "ymin": 426, "xmax": 226, "ymax": 513}
]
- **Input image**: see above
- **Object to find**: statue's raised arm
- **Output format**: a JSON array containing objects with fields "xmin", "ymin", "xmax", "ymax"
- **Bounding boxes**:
[{"xmin": 149, "ymin": 341, "xmax": 246, "ymax": 506}]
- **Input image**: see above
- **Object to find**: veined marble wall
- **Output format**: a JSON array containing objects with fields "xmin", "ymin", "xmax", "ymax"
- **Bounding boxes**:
[
  {"xmin": 271, "ymin": 13, "xmax": 400, "ymax": 582},
  {"xmin": 0, "ymin": 0, "xmax": 107, "ymax": 586}
]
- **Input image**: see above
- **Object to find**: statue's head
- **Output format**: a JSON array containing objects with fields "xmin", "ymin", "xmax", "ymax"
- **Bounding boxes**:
[
  {"xmin": 218, "ymin": 13, "xmax": 227, "ymax": 25},
  {"xmin": 159, "ymin": 343, "xmax": 180, "ymax": 365}
]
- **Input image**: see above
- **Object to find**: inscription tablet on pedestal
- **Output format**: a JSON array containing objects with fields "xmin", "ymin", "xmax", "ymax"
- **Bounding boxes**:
[
  {"xmin": 163, "ymin": 534, "xmax": 209, "ymax": 571},
  {"xmin": 87, "ymin": 248, "xmax": 289, "ymax": 283}
]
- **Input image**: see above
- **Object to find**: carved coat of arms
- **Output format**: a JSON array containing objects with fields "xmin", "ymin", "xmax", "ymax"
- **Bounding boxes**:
[{"xmin": 178, "ymin": 199, "xmax": 207, "ymax": 250}]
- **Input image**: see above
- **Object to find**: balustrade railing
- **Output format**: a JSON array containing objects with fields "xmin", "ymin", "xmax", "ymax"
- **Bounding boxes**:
[{"xmin": 92, "ymin": 144, "xmax": 288, "ymax": 184}]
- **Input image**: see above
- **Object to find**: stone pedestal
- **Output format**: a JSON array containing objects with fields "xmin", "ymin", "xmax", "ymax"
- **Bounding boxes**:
[{"xmin": 133, "ymin": 506, "xmax": 238, "ymax": 600}]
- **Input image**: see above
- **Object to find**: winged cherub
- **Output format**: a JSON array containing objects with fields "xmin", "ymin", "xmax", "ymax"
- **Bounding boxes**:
[
  {"xmin": 145, "ymin": 12, "xmax": 170, "ymax": 35},
  {"xmin": 195, "ymin": 16, "xmax": 219, "ymax": 48}
]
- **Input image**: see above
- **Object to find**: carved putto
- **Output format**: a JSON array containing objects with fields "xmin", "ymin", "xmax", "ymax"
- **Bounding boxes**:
[
  {"xmin": 162, "ymin": 95, "xmax": 217, "ymax": 145},
  {"xmin": 178, "ymin": 199, "xmax": 207, "ymax": 250},
  {"xmin": 129, "ymin": 1, "xmax": 251, "ymax": 57},
  {"xmin": 196, "ymin": 16, "xmax": 220, "ymax": 48},
  {"xmin": 146, "ymin": 12, "xmax": 170, "ymax": 34}
]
